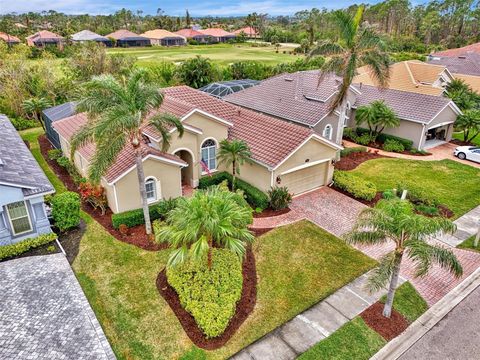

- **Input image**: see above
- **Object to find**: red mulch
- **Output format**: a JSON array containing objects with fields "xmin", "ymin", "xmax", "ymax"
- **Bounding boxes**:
[
  {"xmin": 450, "ymin": 139, "xmax": 473, "ymax": 146},
  {"xmin": 156, "ymin": 247, "xmax": 257, "ymax": 350},
  {"xmin": 360, "ymin": 302, "xmax": 409, "ymax": 341},
  {"xmin": 332, "ymin": 185, "xmax": 383, "ymax": 208},
  {"xmin": 249, "ymin": 227, "xmax": 273, "ymax": 237},
  {"xmin": 254, "ymin": 207, "xmax": 291, "ymax": 218},
  {"xmin": 39, "ymin": 135, "xmax": 164, "ymax": 251},
  {"xmin": 438, "ymin": 205, "xmax": 455, "ymax": 218},
  {"xmin": 335, "ymin": 151, "xmax": 389, "ymax": 171}
]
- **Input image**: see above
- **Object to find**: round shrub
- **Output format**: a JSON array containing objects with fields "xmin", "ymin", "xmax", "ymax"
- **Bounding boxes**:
[
  {"xmin": 51, "ymin": 191, "xmax": 80, "ymax": 232},
  {"xmin": 166, "ymin": 249, "xmax": 243, "ymax": 338},
  {"xmin": 383, "ymin": 139, "xmax": 405, "ymax": 153}
]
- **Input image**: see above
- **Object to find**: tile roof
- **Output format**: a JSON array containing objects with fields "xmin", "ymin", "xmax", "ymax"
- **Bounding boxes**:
[
  {"xmin": 175, "ymin": 28, "xmax": 209, "ymax": 38},
  {"xmin": 233, "ymin": 27, "xmax": 258, "ymax": 36},
  {"xmin": 198, "ymin": 28, "xmax": 235, "ymax": 37},
  {"xmin": 52, "ymin": 113, "xmax": 186, "ymax": 183},
  {"xmin": 354, "ymin": 61, "xmax": 448, "ymax": 96},
  {"xmin": 0, "ymin": 32, "xmax": 20, "ymax": 43},
  {"xmin": 105, "ymin": 29, "xmax": 145, "ymax": 40},
  {"xmin": 71, "ymin": 30, "xmax": 109, "ymax": 42},
  {"xmin": 427, "ymin": 54, "xmax": 480, "ymax": 77},
  {"xmin": 26, "ymin": 30, "xmax": 63, "ymax": 41},
  {"xmin": 225, "ymin": 71, "xmax": 342, "ymax": 126},
  {"xmin": 141, "ymin": 29, "xmax": 185, "ymax": 40},
  {"xmin": 432, "ymin": 42, "xmax": 480, "ymax": 57},
  {"xmin": 0, "ymin": 115, "xmax": 54, "ymax": 196},
  {"xmin": 352, "ymin": 84, "xmax": 455, "ymax": 124},
  {"xmin": 454, "ymin": 74, "xmax": 480, "ymax": 94}
]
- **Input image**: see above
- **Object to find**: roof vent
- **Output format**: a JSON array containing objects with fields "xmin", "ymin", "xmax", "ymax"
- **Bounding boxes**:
[{"xmin": 458, "ymin": 56, "xmax": 466, "ymax": 59}]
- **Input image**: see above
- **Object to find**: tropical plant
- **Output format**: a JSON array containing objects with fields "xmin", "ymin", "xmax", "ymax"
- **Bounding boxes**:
[
  {"xmin": 156, "ymin": 186, "xmax": 254, "ymax": 268},
  {"xmin": 355, "ymin": 100, "xmax": 400, "ymax": 139},
  {"xmin": 456, "ymin": 109, "xmax": 480, "ymax": 143},
  {"xmin": 446, "ymin": 79, "xmax": 480, "ymax": 111},
  {"xmin": 21, "ymin": 97, "xmax": 52, "ymax": 130},
  {"xmin": 268, "ymin": 186, "xmax": 292, "ymax": 210},
  {"xmin": 70, "ymin": 69, "xmax": 184, "ymax": 235},
  {"xmin": 346, "ymin": 198, "xmax": 462, "ymax": 318},
  {"xmin": 175, "ymin": 56, "xmax": 219, "ymax": 88},
  {"xmin": 309, "ymin": 5, "xmax": 390, "ymax": 143},
  {"xmin": 218, "ymin": 139, "xmax": 253, "ymax": 191}
]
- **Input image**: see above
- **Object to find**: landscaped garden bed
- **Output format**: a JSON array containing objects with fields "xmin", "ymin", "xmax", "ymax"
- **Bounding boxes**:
[{"xmin": 336, "ymin": 146, "xmax": 388, "ymax": 171}]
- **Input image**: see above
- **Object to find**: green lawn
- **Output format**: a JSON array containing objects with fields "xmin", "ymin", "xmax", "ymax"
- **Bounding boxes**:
[
  {"xmin": 348, "ymin": 158, "xmax": 480, "ymax": 219},
  {"xmin": 108, "ymin": 43, "xmax": 300, "ymax": 67},
  {"xmin": 453, "ymin": 132, "xmax": 480, "ymax": 146},
  {"xmin": 457, "ymin": 235, "xmax": 480, "ymax": 252},
  {"xmin": 300, "ymin": 282, "xmax": 428, "ymax": 360}
]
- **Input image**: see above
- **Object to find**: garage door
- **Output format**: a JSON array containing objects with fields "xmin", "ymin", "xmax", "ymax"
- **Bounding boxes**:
[{"xmin": 280, "ymin": 162, "xmax": 328, "ymax": 195}]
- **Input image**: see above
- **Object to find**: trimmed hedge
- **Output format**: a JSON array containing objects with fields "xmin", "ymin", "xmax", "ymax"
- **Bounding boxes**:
[
  {"xmin": 51, "ymin": 192, "xmax": 81, "ymax": 232},
  {"xmin": 166, "ymin": 249, "xmax": 243, "ymax": 338},
  {"xmin": 111, "ymin": 198, "xmax": 178, "ymax": 229},
  {"xmin": 383, "ymin": 139, "xmax": 405, "ymax": 153},
  {"xmin": 198, "ymin": 172, "xmax": 269, "ymax": 210},
  {"xmin": 333, "ymin": 171, "xmax": 377, "ymax": 201},
  {"xmin": 340, "ymin": 146, "xmax": 367, "ymax": 158},
  {"xmin": 0, "ymin": 233, "xmax": 57, "ymax": 261},
  {"xmin": 356, "ymin": 128, "xmax": 413, "ymax": 150}
]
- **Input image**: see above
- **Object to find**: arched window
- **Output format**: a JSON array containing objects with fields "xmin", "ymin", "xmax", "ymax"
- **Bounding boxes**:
[
  {"xmin": 201, "ymin": 139, "xmax": 217, "ymax": 171},
  {"xmin": 323, "ymin": 125, "xmax": 333, "ymax": 140},
  {"xmin": 145, "ymin": 178, "xmax": 157, "ymax": 202}
]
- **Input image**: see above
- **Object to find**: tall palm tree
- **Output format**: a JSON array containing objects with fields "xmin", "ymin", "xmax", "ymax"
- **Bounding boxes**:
[
  {"xmin": 22, "ymin": 97, "xmax": 52, "ymax": 130},
  {"xmin": 157, "ymin": 186, "xmax": 254, "ymax": 268},
  {"xmin": 309, "ymin": 6, "xmax": 391, "ymax": 143},
  {"xmin": 346, "ymin": 198, "xmax": 463, "ymax": 318},
  {"xmin": 218, "ymin": 139, "xmax": 253, "ymax": 191},
  {"xmin": 70, "ymin": 69, "xmax": 184, "ymax": 235}
]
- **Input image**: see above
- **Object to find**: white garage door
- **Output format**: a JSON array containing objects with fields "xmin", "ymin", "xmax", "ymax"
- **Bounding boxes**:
[{"xmin": 280, "ymin": 162, "xmax": 328, "ymax": 195}]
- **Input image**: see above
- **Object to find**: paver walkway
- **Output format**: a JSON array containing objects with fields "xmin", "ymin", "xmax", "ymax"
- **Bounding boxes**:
[
  {"xmin": 0, "ymin": 254, "xmax": 116, "ymax": 360},
  {"xmin": 232, "ymin": 271, "xmax": 406, "ymax": 360}
]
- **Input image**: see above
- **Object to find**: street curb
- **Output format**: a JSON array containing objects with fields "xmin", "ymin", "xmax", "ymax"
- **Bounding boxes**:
[{"xmin": 370, "ymin": 266, "xmax": 480, "ymax": 360}]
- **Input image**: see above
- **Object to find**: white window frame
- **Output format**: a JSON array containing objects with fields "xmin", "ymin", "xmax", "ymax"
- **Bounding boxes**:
[
  {"xmin": 200, "ymin": 138, "xmax": 218, "ymax": 174},
  {"xmin": 323, "ymin": 124, "xmax": 333, "ymax": 140},
  {"xmin": 6, "ymin": 201, "xmax": 33, "ymax": 236},
  {"xmin": 145, "ymin": 177, "xmax": 158, "ymax": 204}
]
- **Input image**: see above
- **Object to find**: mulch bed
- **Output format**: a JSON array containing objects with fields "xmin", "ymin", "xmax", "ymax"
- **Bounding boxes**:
[
  {"xmin": 360, "ymin": 302, "xmax": 409, "ymax": 341},
  {"xmin": 156, "ymin": 246, "xmax": 257, "ymax": 350},
  {"xmin": 335, "ymin": 151, "xmax": 389, "ymax": 171},
  {"xmin": 450, "ymin": 139, "xmax": 473, "ymax": 146},
  {"xmin": 331, "ymin": 185, "xmax": 383, "ymax": 208},
  {"xmin": 249, "ymin": 227, "xmax": 273, "ymax": 237},
  {"xmin": 253, "ymin": 207, "xmax": 290, "ymax": 218},
  {"xmin": 39, "ymin": 135, "xmax": 163, "ymax": 251}
]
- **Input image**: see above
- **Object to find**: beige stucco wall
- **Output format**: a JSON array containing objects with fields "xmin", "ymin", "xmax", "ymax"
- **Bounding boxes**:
[
  {"xmin": 427, "ymin": 106, "xmax": 457, "ymax": 129},
  {"xmin": 225, "ymin": 161, "xmax": 272, "ymax": 191}
]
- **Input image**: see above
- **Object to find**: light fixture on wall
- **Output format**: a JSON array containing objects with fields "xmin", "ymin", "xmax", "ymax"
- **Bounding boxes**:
[{"xmin": 276, "ymin": 176, "xmax": 281, "ymax": 184}]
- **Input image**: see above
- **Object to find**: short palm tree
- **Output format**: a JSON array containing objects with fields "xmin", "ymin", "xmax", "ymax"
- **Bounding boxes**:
[
  {"xmin": 157, "ymin": 186, "xmax": 254, "ymax": 268},
  {"xmin": 218, "ymin": 139, "xmax": 253, "ymax": 191},
  {"xmin": 346, "ymin": 198, "xmax": 462, "ymax": 318},
  {"xmin": 309, "ymin": 6, "xmax": 390, "ymax": 143},
  {"xmin": 356, "ymin": 100, "xmax": 400, "ymax": 139},
  {"xmin": 22, "ymin": 97, "xmax": 52, "ymax": 130},
  {"xmin": 456, "ymin": 109, "xmax": 480, "ymax": 143},
  {"xmin": 71, "ymin": 69, "xmax": 184, "ymax": 235}
]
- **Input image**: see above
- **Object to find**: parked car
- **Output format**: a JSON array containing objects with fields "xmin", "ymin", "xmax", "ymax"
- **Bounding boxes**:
[{"xmin": 454, "ymin": 146, "xmax": 480, "ymax": 163}]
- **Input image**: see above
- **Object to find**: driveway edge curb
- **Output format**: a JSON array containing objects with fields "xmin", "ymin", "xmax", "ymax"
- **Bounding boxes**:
[{"xmin": 370, "ymin": 266, "xmax": 480, "ymax": 360}]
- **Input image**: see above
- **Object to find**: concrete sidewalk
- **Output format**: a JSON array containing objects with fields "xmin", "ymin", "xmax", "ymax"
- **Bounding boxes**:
[
  {"xmin": 436, "ymin": 205, "xmax": 480, "ymax": 247},
  {"xmin": 232, "ymin": 271, "xmax": 406, "ymax": 360}
]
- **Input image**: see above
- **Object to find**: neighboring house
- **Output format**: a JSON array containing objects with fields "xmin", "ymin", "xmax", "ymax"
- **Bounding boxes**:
[
  {"xmin": 42, "ymin": 102, "xmax": 77, "ymax": 149},
  {"xmin": 225, "ymin": 70, "xmax": 461, "ymax": 150},
  {"xmin": 350, "ymin": 84, "xmax": 461, "ymax": 149},
  {"xmin": 0, "ymin": 115, "xmax": 55, "ymax": 245},
  {"xmin": 175, "ymin": 28, "xmax": 211, "ymax": 43},
  {"xmin": 354, "ymin": 60, "xmax": 454, "ymax": 96},
  {"xmin": 233, "ymin": 27, "xmax": 259, "ymax": 38},
  {"xmin": 105, "ymin": 30, "xmax": 150, "ymax": 47},
  {"xmin": 71, "ymin": 30, "xmax": 112, "ymax": 46},
  {"xmin": 200, "ymin": 79, "xmax": 260, "ymax": 98},
  {"xmin": 0, "ymin": 32, "xmax": 20, "ymax": 45},
  {"xmin": 53, "ymin": 86, "xmax": 341, "ymax": 213},
  {"xmin": 26, "ymin": 30, "xmax": 64, "ymax": 47},
  {"xmin": 225, "ymin": 71, "xmax": 360, "ymax": 145},
  {"xmin": 140, "ymin": 29, "xmax": 186, "ymax": 46},
  {"xmin": 198, "ymin": 28, "xmax": 236, "ymax": 43},
  {"xmin": 427, "ymin": 54, "xmax": 480, "ymax": 94},
  {"xmin": 431, "ymin": 42, "xmax": 480, "ymax": 57}
]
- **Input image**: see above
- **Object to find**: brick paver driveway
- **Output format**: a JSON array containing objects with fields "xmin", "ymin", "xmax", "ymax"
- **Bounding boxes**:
[{"xmin": 0, "ymin": 254, "xmax": 115, "ymax": 360}]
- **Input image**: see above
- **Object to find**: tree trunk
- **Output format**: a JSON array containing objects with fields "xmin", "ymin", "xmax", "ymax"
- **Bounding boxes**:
[
  {"xmin": 134, "ymin": 146, "xmax": 152, "ymax": 235},
  {"xmin": 207, "ymin": 236, "xmax": 213, "ymax": 269},
  {"xmin": 383, "ymin": 251, "xmax": 403, "ymax": 318},
  {"xmin": 336, "ymin": 100, "xmax": 347, "ymax": 144},
  {"xmin": 232, "ymin": 160, "xmax": 236, "ymax": 192}
]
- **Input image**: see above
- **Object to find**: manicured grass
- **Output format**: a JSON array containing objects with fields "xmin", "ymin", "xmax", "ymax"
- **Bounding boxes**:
[
  {"xmin": 349, "ymin": 158, "xmax": 480, "ymax": 218},
  {"xmin": 380, "ymin": 282, "xmax": 428, "ymax": 323},
  {"xmin": 107, "ymin": 43, "xmax": 300, "ymax": 67},
  {"xmin": 453, "ymin": 132, "xmax": 480, "ymax": 146},
  {"xmin": 298, "ymin": 317, "xmax": 386, "ymax": 360},
  {"xmin": 457, "ymin": 235, "xmax": 480, "ymax": 252}
]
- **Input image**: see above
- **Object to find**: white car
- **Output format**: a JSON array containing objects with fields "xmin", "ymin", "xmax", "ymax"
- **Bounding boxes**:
[{"xmin": 454, "ymin": 146, "xmax": 480, "ymax": 163}]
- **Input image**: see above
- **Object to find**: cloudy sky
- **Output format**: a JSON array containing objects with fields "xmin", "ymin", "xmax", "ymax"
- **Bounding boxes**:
[{"xmin": 0, "ymin": 0, "xmax": 423, "ymax": 16}]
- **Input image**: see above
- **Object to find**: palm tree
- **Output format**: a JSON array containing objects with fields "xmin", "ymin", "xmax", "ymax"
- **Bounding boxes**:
[
  {"xmin": 218, "ymin": 139, "xmax": 253, "ymax": 191},
  {"xmin": 346, "ymin": 198, "xmax": 463, "ymax": 318},
  {"xmin": 157, "ymin": 186, "xmax": 254, "ymax": 268},
  {"xmin": 356, "ymin": 100, "xmax": 400, "ymax": 139},
  {"xmin": 22, "ymin": 97, "xmax": 52, "ymax": 130},
  {"xmin": 456, "ymin": 109, "xmax": 480, "ymax": 143},
  {"xmin": 70, "ymin": 69, "xmax": 184, "ymax": 235},
  {"xmin": 309, "ymin": 6, "xmax": 390, "ymax": 143}
]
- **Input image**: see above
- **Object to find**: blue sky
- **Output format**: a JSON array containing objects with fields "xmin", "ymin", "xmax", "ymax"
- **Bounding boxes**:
[{"xmin": 1, "ymin": 0, "xmax": 424, "ymax": 16}]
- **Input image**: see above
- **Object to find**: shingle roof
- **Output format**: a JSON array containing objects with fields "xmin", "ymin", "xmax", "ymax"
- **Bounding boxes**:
[
  {"xmin": 427, "ymin": 54, "xmax": 480, "ymax": 77},
  {"xmin": 225, "ymin": 71, "xmax": 342, "ymax": 126},
  {"xmin": 432, "ymin": 42, "xmax": 480, "ymax": 57},
  {"xmin": 175, "ymin": 28, "xmax": 209, "ymax": 38},
  {"xmin": 198, "ymin": 28, "xmax": 235, "ymax": 37},
  {"xmin": 71, "ymin": 30, "xmax": 109, "ymax": 42},
  {"xmin": 141, "ymin": 29, "xmax": 185, "ymax": 40},
  {"xmin": 352, "ymin": 85, "xmax": 456, "ymax": 124},
  {"xmin": 0, "ymin": 115, "xmax": 54, "ymax": 196},
  {"xmin": 0, "ymin": 32, "xmax": 20, "ymax": 43},
  {"xmin": 43, "ymin": 102, "xmax": 77, "ymax": 122}
]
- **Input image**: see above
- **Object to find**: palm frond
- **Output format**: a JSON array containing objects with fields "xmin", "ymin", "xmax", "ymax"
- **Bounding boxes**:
[
  {"xmin": 309, "ymin": 42, "xmax": 345, "ymax": 57},
  {"xmin": 167, "ymin": 246, "xmax": 189, "ymax": 267},
  {"xmin": 148, "ymin": 112, "xmax": 184, "ymax": 151},
  {"xmin": 70, "ymin": 123, "xmax": 96, "ymax": 161},
  {"xmin": 366, "ymin": 251, "xmax": 396, "ymax": 293},
  {"xmin": 88, "ymin": 131, "xmax": 126, "ymax": 183}
]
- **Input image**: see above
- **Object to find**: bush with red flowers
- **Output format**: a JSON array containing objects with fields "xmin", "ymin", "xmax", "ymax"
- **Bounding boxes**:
[{"xmin": 78, "ymin": 182, "xmax": 108, "ymax": 215}]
